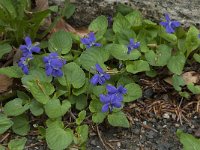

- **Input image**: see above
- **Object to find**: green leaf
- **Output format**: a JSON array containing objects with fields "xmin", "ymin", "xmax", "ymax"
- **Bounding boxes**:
[
  {"xmin": 62, "ymin": 1, "xmax": 75, "ymax": 19},
  {"xmin": 48, "ymin": 30, "xmax": 72, "ymax": 54},
  {"xmin": 0, "ymin": 114, "xmax": 13, "ymax": 134},
  {"xmin": 108, "ymin": 111, "xmax": 129, "ymax": 128},
  {"xmin": 193, "ymin": 53, "xmax": 200, "ymax": 63},
  {"xmin": 185, "ymin": 26, "xmax": 200, "ymax": 57},
  {"xmin": 75, "ymin": 94, "xmax": 87, "ymax": 110},
  {"xmin": 30, "ymin": 100, "xmax": 44, "ymax": 116},
  {"xmin": 179, "ymin": 91, "xmax": 190, "ymax": 99},
  {"xmin": 187, "ymin": 83, "xmax": 200, "ymax": 94},
  {"xmin": 91, "ymin": 85, "xmax": 106, "ymax": 97},
  {"xmin": 4, "ymin": 98, "xmax": 29, "ymax": 116},
  {"xmin": 0, "ymin": 0, "xmax": 17, "ymax": 18},
  {"xmin": 58, "ymin": 62, "xmax": 85, "ymax": 88},
  {"xmin": 92, "ymin": 112, "xmax": 106, "ymax": 124},
  {"xmin": 8, "ymin": 137, "xmax": 27, "ymax": 150},
  {"xmin": 89, "ymin": 99, "xmax": 103, "ymax": 113},
  {"xmin": 125, "ymin": 10, "xmax": 142, "ymax": 27},
  {"xmin": 46, "ymin": 123, "xmax": 73, "ymax": 150},
  {"xmin": 106, "ymin": 44, "xmax": 141, "ymax": 60},
  {"xmin": 27, "ymin": 81, "xmax": 55, "ymax": 104},
  {"xmin": 159, "ymin": 28, "xmax": 177, "ymax": 43},
  {"xmin": 113, "ymin": 13, "xmax": 131, "ymax": 33},
  {"xmin": 78, "ymin": 47, "xmax": 109, "ymax": 72},
  {"xmin": 177, "ymin": 130, "xmax": 200, "ymax": 150},
  {"xmin": 172, "ymin": 75, "xmax": 185, "ymax": 91},
  {"xmin": 12, "ymin": 115, "xmax": 30, "ymax": 136},
  {"xmin": 0, "ymin": 43, "xmax": 12, "ymax": 59},
  {"xmin": 44, "ymin": 99, "xmax": 71, "ymax": 119},
  {"xmin": 74, "ymin": 125, "xmax": 88, "ymax": 145},
  {"xmin": 0, "ymin": 66, "xmax": 23, "ymax": 78},
  {"xmin": 167, "ymin": 53, "xmax": 186, "ymax": 75},
  {"xmin": 89, "ymin": 15, "xmax": 108, "ymax": 39},
  {"xmin": 76, "ymin": 110, "xmax": 86, "ymax": 125},
  {"xmin": 178, "ymin": 39, "xmax": 187, "ymax": 53},
  {"xmin": 72, "ymin": 79, "xmax": 89, "ymax": 96},
  {"xmin": 124, "ymin": 83, "xmax": 142, "ymax": 102},
  {"xmin": 145, "ymin": 44, "xmax": 172, "ymax": 66},
  {"xmin": 115, "ymin": 29, "xmax": 136, "ymax": 44},
  {"xmin": 116, "ymin": 4, "xmax": 133, "ymax": 15},
  {"xmin": 21, "ymin": 69, "xmax": 52, "ymax": 86},
  {"xmin": 126, "ymin": 60, "xmax": 150, "ymax": 74}
]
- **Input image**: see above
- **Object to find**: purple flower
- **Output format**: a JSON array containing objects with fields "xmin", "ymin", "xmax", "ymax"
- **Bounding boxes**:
[
  {"xmin": 80, "ymin": 32, "xmax": 101, "ymax": 48},
  {"xmin": 127, "ymin": 38, "xmax": 140, "ymax": 54},
  {"xmin": 160, "ymin": 13, "xmax": 180, "ymax": 34},
  {"xmin": 90, "ymin": 64, "xmax": 110, "ymax": 85},
  {"xmin": 99, "ymin": 85, "xmax": 127, "ymax": 112},
  {"xmin": 18, "ymin": 55, "xmax": 33, "ymax": 74},
  {"xmin": 108, "ymin": 16, "xmax": 113, "ymax": 27},
  {"xmin": 19, "ymin": 36, "xmax": 40, "ymax": 56},
  {"xmin": 43, "ymin": 52, "xmax": 66, "ymax": 77}
]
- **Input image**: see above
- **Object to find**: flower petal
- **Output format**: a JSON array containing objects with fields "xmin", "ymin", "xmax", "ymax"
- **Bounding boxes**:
[
  {"xmin": 164, "ymin": 13, "xmax": 170, "ymax": 22},
  {"xmin": 25, "ymin": 36, "xmax": 32, "ymax": 46},
  {"xmin": 106, "ymin": 84, "xmax": 117, "ymax": 94},
  {"xmin": 31, "ymin": 46, "xmax": 40, "ymax": 53},
  {"xmin": 90, "ymin": 74, "xmax": 99, "ymax": 85},
  {"xmin": 101, "ymin": 103, "xmax": 110, "ymax": 112},
  {"xmin": 171, "ymin": 21, "xmax": 180, "ymax": 27},
  {"xmin": 100, "ymin": 94, "xmax": 110, "ymax": 103},
  {"xmin": 95, "ymin": 64, "xmax": 104, "ymax": 73}
]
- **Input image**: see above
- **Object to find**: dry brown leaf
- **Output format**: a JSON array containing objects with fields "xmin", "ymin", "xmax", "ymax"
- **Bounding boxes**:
[
  {"xmin": 52, "ymin": 19, "xmax": 89, "ymax": 37},
  {"xmin": 164, "ymin": 71, "xmax": 200, "ymax": 86},
  {"xmin": 35, "ymin": 0, "xmax": 51, "ymax": 28},
  {"xmin": 0, "ymin": 75, "xmax": 13, "ymax": 93},
  {"xmin": 182, "ymin": 71, "xmax": 200, "ymax": 85}
]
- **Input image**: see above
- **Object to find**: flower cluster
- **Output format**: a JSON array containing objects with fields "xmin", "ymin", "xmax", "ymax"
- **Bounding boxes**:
[
  {"xmin": 100, "ymin": 85, "xmax": 127, "ymax": 112},
  {"xmin": 81, "ymin": 32, "xmax": 101, "ymax": 48},
  {"xmin": 127, "ymin": 38, "xmax": 140, "ymax": 54},
  {"xmin": 160, "ymin": 13, "xmax": 180, "ymax": 34},
  {"xmin": 18, "ymin": 55, "xmax": 33, "ymax": 75},
  {"xmin": 43, "ymin": 52, "xmax": 66, "ymax": 77},
  {"xmin": 90, "ymin": 64, "xmax": 110, "ymax": 85},
  {"xmin": 18, "ymin": 36, "xmax": 40, "ymax": 74}
]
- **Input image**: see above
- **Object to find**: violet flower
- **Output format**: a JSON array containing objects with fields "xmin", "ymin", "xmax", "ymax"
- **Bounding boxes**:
[
  {"xmin": 81, "ymin": 32, "xmax": 101, "ymax": 48},
  {"xmin": 127, "ymin": 38, "xmax": 140, "ymax": 54}
]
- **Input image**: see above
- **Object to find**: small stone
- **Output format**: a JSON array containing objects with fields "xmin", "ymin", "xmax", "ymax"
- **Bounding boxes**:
[
  {"xmin": 171, "ymin": 114, "xmax": 176, "ymax": 120},
  {"xmin": 175, "ymin": 124, "xmax": 180, "ymax": 127},
  {"xmin": 163, "ymin": 125, "xmax": 167, "ymax": 128},
  {"xmin": 117, "ymin": 142, "xmax": 121, "ymax": 148},
  {"xmin": 163, "ymin": 113, "xmax": 170, "ymax": 119}
]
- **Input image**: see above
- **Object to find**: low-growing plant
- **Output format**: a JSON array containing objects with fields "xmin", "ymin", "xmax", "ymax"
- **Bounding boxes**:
[{"xmin": 0, "ymin": 3, "xmax": 200, "ymax": 150}]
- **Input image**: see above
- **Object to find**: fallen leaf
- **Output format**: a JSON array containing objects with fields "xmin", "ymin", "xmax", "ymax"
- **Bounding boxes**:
[
  {"xmin": 164, "ymin": 71, "xmax": 200, "ymax": 85},
  {"xmin": 52, "ymin": 19, "xmax": 89, "ymax": 37},
  {"xmin": 0, "ymin": 75, "xmax": 13, "ymax": 93},
  {"xmin": 182, "ymin": 71, "xmax": 200, "ymax": 85}
]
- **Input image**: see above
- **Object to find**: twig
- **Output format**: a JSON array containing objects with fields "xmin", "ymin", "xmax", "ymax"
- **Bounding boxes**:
[
  {"xmin": 96, "ymin": 125, "xmax": 110, "ymax": 150},
  {"xmin": 25, "ymin": 141, "xmax": 44, "ymax": 149},
  {"xmin": 69, "ymin": 110, "xmax": 76, "ymax": 120},
  {"xmin": 0, "ymin": 133, "xmax": 10, "ymax": 143}
]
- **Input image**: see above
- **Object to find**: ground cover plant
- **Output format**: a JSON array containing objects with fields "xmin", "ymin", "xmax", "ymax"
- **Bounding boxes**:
[{"xmin": 0, "ymin": 1, "xmax": 200, "ymax": 150}]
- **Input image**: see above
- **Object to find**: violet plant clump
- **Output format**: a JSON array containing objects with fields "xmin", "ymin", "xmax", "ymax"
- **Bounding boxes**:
[
  {"xmin": 18, "ymin": 36, "xmax": 40, "ymax": 74},
  {"xmin": 81, "ymin": 32, "xmax": 101, "ymax": 48},
  {"xmin": 1, "ymin": 4, "xmax": 200, "ymax": 150},
  {"xmin": 18, "ymin": 55, "xmax": 33, "ymax": 74},
  {"xmin": 160, "ymin": 13, "xmax": 180, "ymax": 34},
  {"xmin": 90, "ymin": 64, "xmax": 110, "ymax": 85}
]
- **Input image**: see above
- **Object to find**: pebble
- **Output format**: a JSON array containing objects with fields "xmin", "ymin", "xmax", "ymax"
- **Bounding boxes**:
[
  {"xmin": 117, "ymin": 142, "xmax": 121, "ymax": 147},
  {"xmin": 163, "ymin": 113, "xmax": 170, "ymax": 119},
  {"xmin": 175, "ymin": 124, "xmax": 180, "ymax": 127}
]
